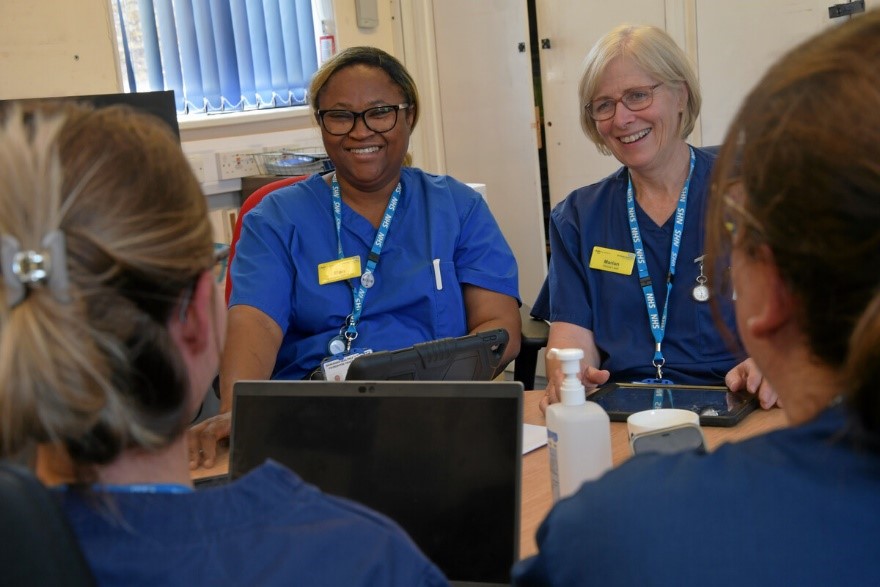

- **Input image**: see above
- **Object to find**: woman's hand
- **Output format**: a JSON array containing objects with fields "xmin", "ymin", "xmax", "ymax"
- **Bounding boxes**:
[
  {"xmin": 725, "ymin": 357, "xmax": 780, "ymax": 409},
  {"xmin": 538, "ymin": 322, "xmax": 607, "ymax": 413},
  {"xmin": 540, "ymin": 364, "xmax": 610, "ymax": 413},
  {"xmin": 187, "ymin": 413, "xmax": 231, "ymax": 469},
  {"xmin": 186, "ymin": 305, "xmax": 282, "ymax": 469}
]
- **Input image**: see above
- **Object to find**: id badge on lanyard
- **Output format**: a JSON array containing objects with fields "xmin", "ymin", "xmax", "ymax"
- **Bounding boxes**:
[
  {"xmin": 627, "ymin": 147, "xmax": 695, "ymax": 384},
  {"xmin": 319, "ymin": 174, "xmax": 401, "ymax": 376}
]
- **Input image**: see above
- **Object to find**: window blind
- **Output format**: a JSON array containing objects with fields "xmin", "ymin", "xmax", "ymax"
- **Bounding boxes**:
[{"xmin": 116, "ymin": 0, "xmax": 318, "ymax": 114}]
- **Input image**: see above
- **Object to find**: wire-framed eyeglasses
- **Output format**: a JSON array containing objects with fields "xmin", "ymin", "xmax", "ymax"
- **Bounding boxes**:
[
  {"xmin": 317, "ymin": 103, "xmax": 411, "ymax": 136},
  {"xmin": 178, "ymin": 244, "xmax": 230, "ymax": 323},
  {"xmin": 586, "ymin": 83, "xmax": 663, "ymax": 121}
]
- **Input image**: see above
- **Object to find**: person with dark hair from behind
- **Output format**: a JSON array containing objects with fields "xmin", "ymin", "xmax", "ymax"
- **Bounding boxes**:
[
  {"xmin": 188, "ymin": 46, "xmax": 521, "ymax": 467},
  {"xmin": 0, "ymin": 102, "xmax": 448, "ymax": 586},
  {"xmin": 513, "ymin": 10, "xmax": 880, "ymax": 586}
]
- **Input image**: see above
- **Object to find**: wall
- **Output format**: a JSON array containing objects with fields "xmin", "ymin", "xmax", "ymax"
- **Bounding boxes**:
[
  {"xmin": 0, "ymin": 0, "xmax": 395, "ymax": 96},
  {"xmin": 0, "ymin": 0, "xmax": 120, "ymax": 99},
  {"xmin": 428, "ymin": 0, "xmax": 548, "ymax": 307},
  {"xmin": 0, "ymin": 0, "xmax": 398, "ymax": 201}
]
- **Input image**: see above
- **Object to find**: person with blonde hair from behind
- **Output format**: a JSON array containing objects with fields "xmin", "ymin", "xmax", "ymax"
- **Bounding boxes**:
[
  {"xmin": 0, "ymin": 101, "xmax": 447, "ymax": 586},
  {"xmin": 513, "ymin": 10, "xmax": 880, "ymax": 586}
]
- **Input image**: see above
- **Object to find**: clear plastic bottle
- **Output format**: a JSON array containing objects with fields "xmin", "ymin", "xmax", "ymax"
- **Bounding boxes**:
[{"xmin": 545, "ymin": 348, "xmax": 612, "ymax": 502}]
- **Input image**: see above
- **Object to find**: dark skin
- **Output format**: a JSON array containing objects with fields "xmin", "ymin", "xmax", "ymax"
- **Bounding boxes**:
[{"xmin": 188, "ymin": 64, "xmax": 521, "ymax": 469}]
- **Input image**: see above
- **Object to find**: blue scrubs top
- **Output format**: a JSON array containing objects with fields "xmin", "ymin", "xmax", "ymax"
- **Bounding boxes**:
[
  {"xmin": 512, "ymin": 406, "xmax": 880, "ymax": 586},
  {"xmin": 533, "ymin": 146, "xmax": 740, "ymax": 384},
  {"xmin": 59, "ymin": 461, "xmax": 449, "ymax": 586},
  {"xmin": 231, "ymin": 167, "xmax": 520, "ymax": 380}
]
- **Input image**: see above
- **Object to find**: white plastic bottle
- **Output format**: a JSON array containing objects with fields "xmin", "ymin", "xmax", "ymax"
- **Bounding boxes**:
[{"xmin": 545, "ymin": 348, "xmax": 612, "ymax": 502}]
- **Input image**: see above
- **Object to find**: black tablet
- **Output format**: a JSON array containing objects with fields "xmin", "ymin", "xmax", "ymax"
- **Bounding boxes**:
[
  {"xmin": 346, "ymin": 328, "xmax": 509, "ymax": 382},
  {"xmin": 587, "ymin": 382, "xmax": 758, "ymax": 427}
]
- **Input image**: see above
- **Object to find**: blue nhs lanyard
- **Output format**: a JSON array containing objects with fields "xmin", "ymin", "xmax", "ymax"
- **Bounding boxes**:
[
  {"xmin": 331, "ymin": 174, "xmax": 401, "ymax": 350},
  {"xmin": 626, "ymin": 146, "xmax": 695, "ymax": 382},
  {"xmin": 54, "ymin": 483, "xmax": 194, "ymax": 494}
]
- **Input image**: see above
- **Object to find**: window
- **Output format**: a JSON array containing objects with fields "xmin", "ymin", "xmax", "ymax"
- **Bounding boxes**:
[{"xmin": 112, "ymin": 0, "xmax": 319, "ymax": 115}]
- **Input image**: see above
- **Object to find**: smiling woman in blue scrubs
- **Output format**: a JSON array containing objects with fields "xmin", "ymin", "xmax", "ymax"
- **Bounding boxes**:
[
  {"xmin": 189, "ymin": 46, "xmax": 521, "ymax": 468},
  {"xmin": 533, "ymin": 25, "xmax": 775, "ymax": 412},
  {"xmin": 514, "ymin": 12, "xmax": 880, "ymax": 584}
]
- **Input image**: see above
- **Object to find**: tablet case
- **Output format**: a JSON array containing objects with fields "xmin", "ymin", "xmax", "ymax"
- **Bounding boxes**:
[
  {"xmin": 589, "ymin": 383, "xmax": 758, "ymax": 427},
  {"xmin": 345, "ymin": 328, "xmax": 508, "ymax": 381}
]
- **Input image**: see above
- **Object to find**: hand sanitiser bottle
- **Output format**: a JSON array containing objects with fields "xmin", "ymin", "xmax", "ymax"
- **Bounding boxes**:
[{"xmin": 545, "ymin": 348, "xmax": 612, "ymax": 502}]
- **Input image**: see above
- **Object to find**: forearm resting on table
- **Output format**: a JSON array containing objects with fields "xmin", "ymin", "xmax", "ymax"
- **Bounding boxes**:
[
  {"xmin": 219, "ymin": 305, "xmax": 283, "ymax": 413},
  {"xmin": 463, "ymin": 286, "xmax": 522, "ymax": 370}
]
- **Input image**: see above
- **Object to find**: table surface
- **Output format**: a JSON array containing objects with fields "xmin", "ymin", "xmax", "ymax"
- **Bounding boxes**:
[{"xmin": 192, "ymin": 389, "xmax": 788, "ymax": 559}]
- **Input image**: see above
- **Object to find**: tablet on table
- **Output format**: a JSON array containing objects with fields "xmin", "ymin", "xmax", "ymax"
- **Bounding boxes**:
[{"xmin": 587, "ymin": 382, "xmax": 758, "ymax": 427}]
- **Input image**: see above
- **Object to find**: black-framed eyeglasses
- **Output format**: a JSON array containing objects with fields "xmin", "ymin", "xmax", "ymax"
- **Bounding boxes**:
[
  {"xmin": 317, "ymin": 103, "xmax": 411, "ymax": 136},
  {"xmin": 586, "ymin": 83, "xmax": 663, "ymax": 121}
]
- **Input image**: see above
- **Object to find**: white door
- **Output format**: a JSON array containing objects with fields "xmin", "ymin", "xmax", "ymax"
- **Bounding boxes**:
[
  {"xmin": 430, "ymin": 0, "xmax": 548, "ymax": 305},
  {"xmin": 695, "ymin": 0, "xmax": 878, "ymax": 145},
  {"xmin": 535, "ymin": 0, "xmax": 666, "ymax": 208},
  {"xmin": 534, "ymin": 0, "xmax": 874, "ymax": 207}
]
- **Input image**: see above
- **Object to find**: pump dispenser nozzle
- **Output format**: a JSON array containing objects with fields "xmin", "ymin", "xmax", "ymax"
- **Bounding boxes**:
[{"xmin": 547, "ymin": 347, "xmax": 585, "ymax": 406}]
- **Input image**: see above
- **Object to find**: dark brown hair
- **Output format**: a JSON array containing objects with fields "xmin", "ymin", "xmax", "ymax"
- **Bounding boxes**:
[{"xmin": 706, "ymin": 11, "xmax": 880, "ymax": 433}]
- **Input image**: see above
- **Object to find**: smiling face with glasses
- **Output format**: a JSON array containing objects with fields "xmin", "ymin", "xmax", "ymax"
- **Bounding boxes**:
[
  {"xmin": 318, "ymin": 103, "xmax": 411, "ymax": 136},
  {"xmin": 315, "ymin": 64, "xmax": 415, "ymax": 197},
  {"xmin": 586, "ymin": 83, "xmax": 663, "ymax": 121},
  {"xmin": 588, "ymin": 57, "xmax": 688, "ymax": 177}
]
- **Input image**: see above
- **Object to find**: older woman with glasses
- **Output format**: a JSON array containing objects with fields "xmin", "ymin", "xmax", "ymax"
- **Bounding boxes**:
[
  {"xmin": 514, "ymin": 11, "xmax": 880, "ymax": 584},
  {"xmin": 533, "ymin": 24, "xmax": 774, "ymax": 411},
  {"xmin": 189, "ymin": 46, "xmax": 521, "ymax": 467}
]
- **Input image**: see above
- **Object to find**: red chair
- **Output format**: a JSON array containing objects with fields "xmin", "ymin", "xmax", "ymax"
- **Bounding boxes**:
[{"xmin": 225, "ymin": 175, "xmax": 309, "ymax": 304}]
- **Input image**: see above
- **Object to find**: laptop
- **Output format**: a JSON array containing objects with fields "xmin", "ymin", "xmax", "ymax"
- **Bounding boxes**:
[{"xmin": 229, "ymin": 380, "xmax": 523, "ymax": 587}]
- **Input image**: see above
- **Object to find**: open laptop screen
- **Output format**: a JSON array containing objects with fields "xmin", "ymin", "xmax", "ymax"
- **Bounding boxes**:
[{"xmin": 230, "ymin": 380, "xmax": 523, "ymax": 586}]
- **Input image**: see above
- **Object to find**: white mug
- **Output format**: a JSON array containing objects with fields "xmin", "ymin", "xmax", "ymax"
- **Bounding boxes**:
[{"xmin": 626, "ymin": 408, "xmax": 700, "ymax": 439}]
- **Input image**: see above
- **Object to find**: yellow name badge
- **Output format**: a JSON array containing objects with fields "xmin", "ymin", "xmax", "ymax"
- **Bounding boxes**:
[
  {"xmin": 589, "ymin": 246, "xmax": 636, "ymax": 275},
  {"xmin": 318, "ymin": 255, "xmax": 362, "ymax": 285}
]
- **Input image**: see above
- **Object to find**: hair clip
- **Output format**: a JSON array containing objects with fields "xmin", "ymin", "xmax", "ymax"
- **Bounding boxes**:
[{"xmin": 1, "ymin": 231, "xmax": 71, "ymax": 309}]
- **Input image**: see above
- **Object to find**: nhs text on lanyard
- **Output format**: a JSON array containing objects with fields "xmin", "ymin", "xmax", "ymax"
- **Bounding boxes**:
[
  {"xmin": 329, "ymin": 174, "xmax": 401, "ymax": 354},
  {"xmin": 626, "ymin": 146, "xmax": 695, "ymax": 383}
]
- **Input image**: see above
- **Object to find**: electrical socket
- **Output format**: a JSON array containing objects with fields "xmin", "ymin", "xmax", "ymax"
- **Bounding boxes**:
[
  {"xmin": 217, "ymin": 151, "xmax": 261, "ymax": 180},
  {"xmin": 186, "ymin": 154, "xmax": 206, "ymax": 183}
]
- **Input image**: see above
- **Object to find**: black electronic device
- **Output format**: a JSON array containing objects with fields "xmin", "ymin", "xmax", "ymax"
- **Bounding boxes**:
[
  {"xmin": 345, "ymin": 328, "xmax": 509, "ymax": 382},
  {"xmin": 1, "ymin": 90, "xmax": 179, "ymax": 139},
  {"xmin": 630, "ymin": 424, "xmax": 707, "ymax": 455},
  {"xmin": 229, "ymin": 380, "xmax": 523, "ymax": 586},
  {"xmin": 588, "ymin": 382, "xmax": 758, "ymax": 427}
]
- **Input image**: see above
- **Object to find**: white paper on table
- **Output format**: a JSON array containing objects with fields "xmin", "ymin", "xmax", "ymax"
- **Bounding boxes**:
[{"xmin": 523, "ymin": 423, "xmax": 548, "ymax": 455}]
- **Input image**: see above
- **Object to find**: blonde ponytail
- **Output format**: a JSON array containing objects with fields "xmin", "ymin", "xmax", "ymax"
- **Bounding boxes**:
[{"xmin": 0, "ymin": 102, "xmax": 214, "ymax": 477}]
